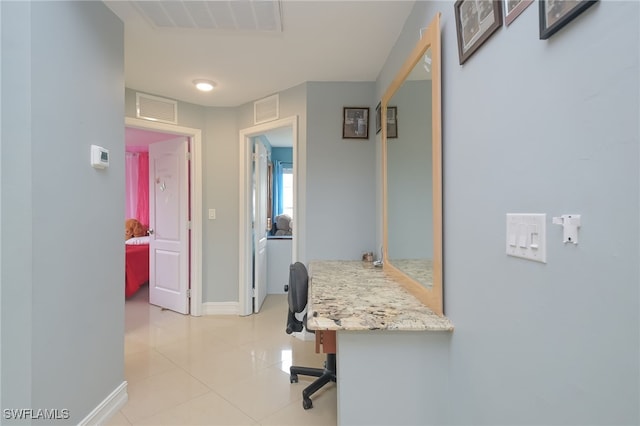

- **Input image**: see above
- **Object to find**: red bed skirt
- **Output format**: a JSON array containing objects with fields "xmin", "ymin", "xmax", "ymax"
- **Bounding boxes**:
[{"xmin": 125, "ymin": 244, "xmax": 149, "ymax": 298}]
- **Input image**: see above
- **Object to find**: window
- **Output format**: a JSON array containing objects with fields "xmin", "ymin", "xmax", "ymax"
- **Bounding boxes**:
[{"xmin": 282, "ymin": 166, "xmax": 293, "ymax": 218}]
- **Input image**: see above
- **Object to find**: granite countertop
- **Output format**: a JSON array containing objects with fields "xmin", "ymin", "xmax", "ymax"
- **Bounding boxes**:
[{"xmin": 306, "ymin": 260, "xmax": 454, "ymax": 332}]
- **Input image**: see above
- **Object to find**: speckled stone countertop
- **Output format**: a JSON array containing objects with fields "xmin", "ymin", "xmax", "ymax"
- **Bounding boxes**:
[
  {"xmin": 306, "ymin": 260, "xmax": 454, "ymax": 332},
  {"xmin": 388, "ymin": 258, "xmax": 434, "ymax": 288}
]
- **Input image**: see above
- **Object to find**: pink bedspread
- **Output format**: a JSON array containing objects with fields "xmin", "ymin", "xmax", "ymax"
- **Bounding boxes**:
[{"xmin": 125, "ymin": 244, "xmax": 149, "ymax": 297}]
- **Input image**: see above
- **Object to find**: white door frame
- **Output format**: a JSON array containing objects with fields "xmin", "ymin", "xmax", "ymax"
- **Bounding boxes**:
[
  {"xmin": 239, "ymin": 116, "xmax": 298, "ymax": 316},
  {"xmin": 126, "ymin": 117, "xmax": 203, "ymax": 316}
]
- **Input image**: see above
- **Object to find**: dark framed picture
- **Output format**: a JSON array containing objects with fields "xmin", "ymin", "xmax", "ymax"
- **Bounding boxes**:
[
  {"xmin": 386, "ymin": 107, "xmax": 397, "ymax": 139},
  {"xmin": 539, "ymin": 0, "xmax": 597, "ymax": 40},
  {"xmin": 454, "ymin": 0, "xmax": 503, "ymax": 65},
  {"xmin": 343, "ymin": 107, "xmax": 369, "ymax": 139},
  {"xmin": 504, "ymin": 0, "xmax": 533, "ymax": 25},
  {"xmin": 375, "ymin": 102, "xmax": 382, "ymax": 134}
]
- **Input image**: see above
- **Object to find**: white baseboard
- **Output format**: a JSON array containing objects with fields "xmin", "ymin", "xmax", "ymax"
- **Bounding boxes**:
[
  {"xmin": 201, "ymin": 301, "xmax": 239, "ymax": 315},
  {"xmin": 293, "ymin": 328, "xmax": 315, "ymax": 341},
  {"xmin": 79, "ymin": 381, "xmax": 128, "ymax": 426}
]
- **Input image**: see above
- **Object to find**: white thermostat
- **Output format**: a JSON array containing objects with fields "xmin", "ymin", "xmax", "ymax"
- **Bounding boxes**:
[{"xmin": 91, "ymin": 145, "xmax": 109, "ymax": 169}]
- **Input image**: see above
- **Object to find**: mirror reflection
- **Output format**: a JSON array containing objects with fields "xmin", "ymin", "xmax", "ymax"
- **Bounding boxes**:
[
  {"xmin": 386, "ymin": 48, "xmax": 433, "ymax": 288},
  {"xmin": 382, "ymin": 13, "xmax": 442, "ymax": 315}
]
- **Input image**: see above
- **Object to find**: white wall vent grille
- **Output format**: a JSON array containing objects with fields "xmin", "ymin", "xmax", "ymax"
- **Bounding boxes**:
[
  {"xmin": 254, "ymin": 94, "xmax": 279, "ymax": 125},
  {"xmin": 136, "ymin": 93, "xmax": 178, "ymax": 124}
]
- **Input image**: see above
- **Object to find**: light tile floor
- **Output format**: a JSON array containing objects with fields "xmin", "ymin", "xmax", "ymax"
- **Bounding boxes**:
[{"xmin": 107, "ymin": 287, "xmax": 337, "ymax": 426}]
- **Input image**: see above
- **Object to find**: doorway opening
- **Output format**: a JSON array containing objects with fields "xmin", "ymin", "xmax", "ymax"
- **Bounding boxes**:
[
  {"xmin": 239, "ymin": 116, "xmax": 298, "ymax": 316},
  {"xmin": 125, "ymin": 117, "xmax": 203, "ymax": 316}
]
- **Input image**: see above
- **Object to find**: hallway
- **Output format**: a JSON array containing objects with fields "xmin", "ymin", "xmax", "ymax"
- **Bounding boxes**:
[{"xmin": 108, "ymin": 289, "xmax": 337, "ymax": 425}]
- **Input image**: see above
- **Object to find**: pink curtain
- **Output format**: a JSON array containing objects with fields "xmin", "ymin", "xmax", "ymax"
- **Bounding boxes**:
[{"xmin": 125, "ymin": 151, "xmax": 149, "ymax": 225}]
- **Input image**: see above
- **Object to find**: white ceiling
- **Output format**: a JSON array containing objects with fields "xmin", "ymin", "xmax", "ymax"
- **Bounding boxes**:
[{"xmin": 104, "ymin": 0, "xmax": 415, "ymax": 108}]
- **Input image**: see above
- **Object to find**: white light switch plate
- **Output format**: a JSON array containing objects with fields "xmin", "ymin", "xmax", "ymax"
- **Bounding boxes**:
[
  {"xmin": 506, "ymin": 213, "xmax": 546, "ymax": 263},
  {"xmin": 208, "ymin": 209, "xmax": 216, "ymax": 220}
]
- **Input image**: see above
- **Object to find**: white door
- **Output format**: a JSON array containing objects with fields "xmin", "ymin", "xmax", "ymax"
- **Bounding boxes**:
[
  {"xmin": 149, "ymin": 138, "xmax": 190, "ymax": 314},
  {"xmin": 253, "ymin": 140, "xmax": 268, "ymax": 313}
]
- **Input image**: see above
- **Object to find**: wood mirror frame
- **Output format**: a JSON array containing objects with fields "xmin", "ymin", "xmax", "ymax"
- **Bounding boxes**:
[{"xmin": 382, "ymin": 13, "xmax": 443, "ymax": 316}]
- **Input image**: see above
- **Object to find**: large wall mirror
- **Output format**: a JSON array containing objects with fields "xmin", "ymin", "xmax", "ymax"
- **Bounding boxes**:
[{"xmin": 382, "ymin": 13, "xmax": 443, "ymax": 315}]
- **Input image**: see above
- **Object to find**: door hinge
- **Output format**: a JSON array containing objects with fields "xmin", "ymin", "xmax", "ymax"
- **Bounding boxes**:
[
  {"xmin": 186, "ymin": 152, "xmax": 191, "ymax": 161},
  {"xmin": 187, "ymin": 288, "xmax": 191, "ymax": 298},
  {"xmin": 252, "ymin": 287, "xmax": 256, "ymax": 297},
  {"xmin": 187, "ymin": 221, "xmax": 191, "ymax": 230}
]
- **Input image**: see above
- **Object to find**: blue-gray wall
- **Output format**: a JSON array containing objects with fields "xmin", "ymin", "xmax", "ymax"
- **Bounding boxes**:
[
  {"xmin": 130, "ymin": 78, "xmax": 375, "ymax": 304},
  {"xmin": 306, "ymin": 82, "xmax": 377, "ymax": 261},
  {"xmin": 32, "ymin": 1, "xmax": 635, "ymax": 422},
  {"xmin": 1, "ymin": 1, "xmax": 125, "ymax": 423},
  {"xmin": 365, "ymin": 1, "xmax": 639, "ymax": 424}
]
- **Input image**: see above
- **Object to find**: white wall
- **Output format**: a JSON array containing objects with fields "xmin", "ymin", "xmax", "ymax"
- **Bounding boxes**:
[
  {"xmin": 366, "ymin": 1, "xmax": 639, "ymax": 424},
  {"xmin": 1, "ymin": 1, "xmax": 125, "ymax": 422},
  {"xmin": 267, "ymin": 239, "xmax": 292, "ymax": 294}
]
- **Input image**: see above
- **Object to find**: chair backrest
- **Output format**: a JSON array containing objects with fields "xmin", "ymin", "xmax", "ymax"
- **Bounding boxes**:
[{"xmin": 288, "ymin": 261, "xmax": 308, "ymax": 314}]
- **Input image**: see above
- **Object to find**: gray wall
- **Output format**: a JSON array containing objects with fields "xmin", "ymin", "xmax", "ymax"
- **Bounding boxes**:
[
  {"xmin": 306, "ymin": 82, "xmax": 377, "ymax": 261},
  {"xmin": 128, "ymin": 79, "xmax": 376, "ymax": 304},
  {"xmin": 3, "ymin": 1, "xmax": 636, "ymax": 423},
  {"xmin": 1, "ymin": 0, "xmax": 33, "ymax": 411},
  {"xmin": 127, "ymin": 79, "xmax": 376, "ymax": 303},
  {"xmin": 202, "ymin": 107, "xmax": 239, "ymax": 302},
  {"xmin": 364, "ymin": 1, "xmax": 639, "ymax": 424},
  {"xmin": 1, "ymin": 1, "xmax": 125, "ymax": 423}
]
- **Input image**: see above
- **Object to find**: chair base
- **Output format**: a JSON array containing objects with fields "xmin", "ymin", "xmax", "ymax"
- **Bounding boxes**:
[{"xmin": 289, "ymin": 353, "xmax": 336, "ymax": 409}]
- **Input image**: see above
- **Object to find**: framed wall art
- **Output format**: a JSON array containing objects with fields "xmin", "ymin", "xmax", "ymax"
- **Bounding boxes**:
[
  {"xmin": 455, "ymin": 0, "xmax": 503, "ymax": 65},
  {"xmin": 539, "ymin": 0, "xmax": 598, "ymax": 40},
  {"xmin": 504, "ymin": 0, "xmax": 533, "ymax": 25},
  {"xmin": 386, "ymin": 107, "xmax": 397, "ymax": 139},
  {"xmin": 376, "ymin": 102, "xmax": 382, "ymax": 134},
  {"xmin": 343, "ymin": 107, "xmax": 369, "ymax": 139}
]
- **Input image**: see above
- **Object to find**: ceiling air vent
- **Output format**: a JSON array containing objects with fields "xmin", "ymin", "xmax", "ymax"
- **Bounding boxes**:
[
  {"xmin": 136, "ymin": 93, "xmax": 178, "ymax": 124},
  {"xmin": 254, "ymin": 94, "xmax": 279, "ymax": 125}
]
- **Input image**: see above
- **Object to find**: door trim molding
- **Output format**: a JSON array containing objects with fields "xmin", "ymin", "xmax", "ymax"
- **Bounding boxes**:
[
  {"xmin": 125, "ymin": 117, "xmax": 203, "ymax": 316},
  {"xmin": 238, "ymin": 116, "xmax": 298, "ymax": 316}
]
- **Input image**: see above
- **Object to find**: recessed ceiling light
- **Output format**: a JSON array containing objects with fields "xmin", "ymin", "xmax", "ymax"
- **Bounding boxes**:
[{"xmin": 193, "ymin": 79, "xmax": 215, "ymax": 92}]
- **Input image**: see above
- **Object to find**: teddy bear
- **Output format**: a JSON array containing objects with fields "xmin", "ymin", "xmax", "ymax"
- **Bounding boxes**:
[
  {"xmin": 272, "ymin": 214, "xmax": 292, "ymax": 236},
  {"xmin": 125, "ymin": 218, "xmax": 148, "ymax": 240}
]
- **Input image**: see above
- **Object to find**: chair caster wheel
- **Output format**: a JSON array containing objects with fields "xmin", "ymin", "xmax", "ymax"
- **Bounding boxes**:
[
  {"xmin": 303, "ymin": 398, "xmax": 313, "ymax": 410},
  {"xmin": 290, "ymin": 375, "xmax": 298, "ymax": 383}
]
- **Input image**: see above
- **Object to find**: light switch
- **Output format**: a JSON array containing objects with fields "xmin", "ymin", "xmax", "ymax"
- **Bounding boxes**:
[
  {"xmin": 518, "ymin": 224, "xmax": 528, "ymax": 248},
  {"xmin": 530, "ymin": 225, "xmax": 540, "ymax": 249},
  {"xmin": 506, "ymin": 214, "xmax": 546, "ymax": 263},
  {"xmin": 208, "ymin": 209, "xmax": 216, "ymax": 220}
]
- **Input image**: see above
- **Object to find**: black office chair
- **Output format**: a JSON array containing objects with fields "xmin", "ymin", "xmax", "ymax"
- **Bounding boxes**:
[{"xmin": 285, "ymin": 262, "xmax": 337, "ymax": 410}]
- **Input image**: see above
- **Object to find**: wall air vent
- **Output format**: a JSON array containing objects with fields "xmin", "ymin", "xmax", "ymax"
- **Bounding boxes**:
[
  {"xmin": 136, "ymin": 93, "xmax": 178, "ymax": 124},
  {"xmin": 254, "ymin": 94, "xmax": 279, "ymax": 125}
]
